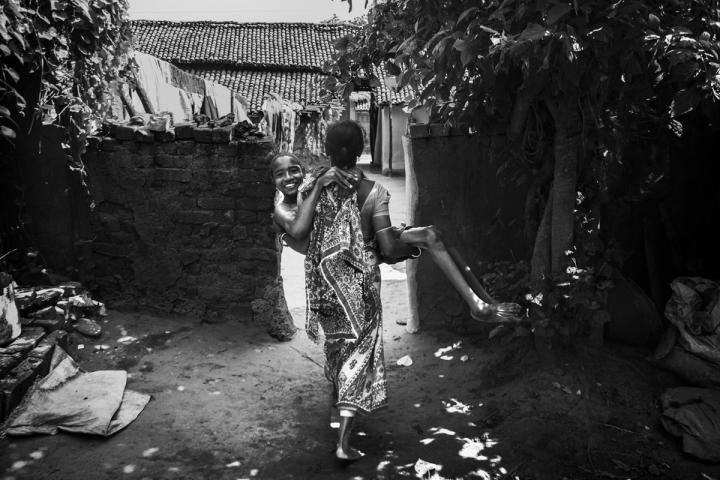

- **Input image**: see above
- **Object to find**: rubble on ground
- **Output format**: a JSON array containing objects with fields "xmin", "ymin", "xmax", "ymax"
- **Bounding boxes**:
[{"xmin": 0, "ymin": 273, "xmax": 108, "ymax": 423}]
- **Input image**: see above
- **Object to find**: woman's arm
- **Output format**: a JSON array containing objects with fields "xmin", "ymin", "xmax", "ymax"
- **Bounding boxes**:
[
  {"xmin": 275, "ymin": 167, "xmax": 353, "ymax": 239},
  {"xmin": 280, "ymin": 232, "xmax": 310, "ymax": 255}
]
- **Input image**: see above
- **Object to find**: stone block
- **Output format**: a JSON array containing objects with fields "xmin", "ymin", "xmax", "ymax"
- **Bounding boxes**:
[
  {"xmin": 155, "ymin": 130, "xmax": 176, "ymax": 143},
  {"xmin": 231, "ymin": 182, "xmax": 273, "ymax": 198},
  {"xmin": 235, "ymin": 198, "xmax": 268, "ymax": 211},
  {"xmin": 99, "ymin": 137, "xmax": 120, "ymax": 152},
  {"xmin": 197, "ymin": 197, "xmax": 235, "ymax": 210},
  {"xmin": 87, "ymin": 136, "xmax": 101, "ymax": 151},
  {"xmin": 197, "ymin": 285, "xmax": 251, "ymax": 302},
  {"xmin": 236, "ymin": 247, "xmax": 276, "ymax": 262},
  {"xmin": 156, "ymin": 154, "xmax": 192, "ymax": 169},
  {"xmin": 153, "ymin": 168, "xmax": 192, "ymax": 183},
  {"xmin": 0, "ymin": 328, "xmax": 46, "ymax": 356},
  {"xmin": 192, "ymin": 154, "xmax": 228, "ymax": 170},
  {"xmin": 231, "ymin": 225, "xmax": 249, "ymax": 240},
  {"xmin": 250, "ymin": 154, "xmax": 274, "ymax": 170},
  {"xmin": 195, "ymin": 143, "xmax": 217, "ymax": 155},
  {"xmin": 28, "ymin": 330, "xmax": 67, "ymax": 361},
  {"xmin": 218, "ymin": 143, "xmax": 238, "ymax": 157},
  {"xmin": 0, "ymin": 353, "xmax": 22, "ymax": 377},
  {"xmin": 194, "ymin": 127, "xmax": 214, "ymax": 143},
  {"xmin": 194, "ymin": 168, "xmax": 233, "ymax": 186},
  {"xmin": 234, "ymin": 210, "xmax": 257, "ymax": 223},
  {"xmin": 93, "ymin": 241, "xmax": 132, "ymax": 258},
  {"xmin": 238, "ymin": 138, "xmax": 274, "ymax": 157},
  {"xmin": 133, "ymin": 153, "xmax": 154, "ymax": 168},
  {"xmin": 175, "ymin": 210, "xmax": 228, "ymax": 225},
  {"xmin": 228, "ymin": 168, "xmax": 257, "ymax": 182},
  {"xmin": 115, "ymin": 124, "xmax": 138, "ymax": 141},
  {"xmin": 176, "ymin": 140, "xmax": 195, "ymax": 155},
  {"xmin": 0, "ymin": 343, "xmax": 54, "ymax": 422},
  {"xmin": 134, "ymin": 128, "xmax": 155, "ymax": 143},
  {"xmin": 159, "ymin": 140, "xmax": 178, "ymax": 156},
  {"xmin": 25, "ymin": 317, "xmax": 66, "ymax": 332},
  {"xmin": 212, "ymin": 126, "xmax": 233, "ymax": 143},
  {"xmin": 174, "ymin": 123, "xmax": 195, "ymax": 140}
]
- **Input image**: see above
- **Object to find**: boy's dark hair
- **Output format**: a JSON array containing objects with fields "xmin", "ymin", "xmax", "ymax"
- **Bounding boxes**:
[
  {"xmin": 268, "ymin": 152, "xmax": 303, "ymax": 183},
  {"xmin": 325, "ymin": 120, "xmax": 364, "ymax": 168}
]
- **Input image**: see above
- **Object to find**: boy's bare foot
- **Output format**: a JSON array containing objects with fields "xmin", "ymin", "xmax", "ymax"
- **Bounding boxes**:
[
  {"xmin": 471, "ymin": 300, "xmax": 524, "ymax": 323},
  {"xmin": 470, "ymin": 299, "xmax": 494, "ymax": 321},
  {"xmin": 336, "ymin": 445, "xmax": 364, "ymax": 461}
]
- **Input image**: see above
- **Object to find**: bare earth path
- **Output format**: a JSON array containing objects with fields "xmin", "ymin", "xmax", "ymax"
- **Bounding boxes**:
[{"xmin": 1, "ymin": 170, "xmax": 716, "ymax": 479}]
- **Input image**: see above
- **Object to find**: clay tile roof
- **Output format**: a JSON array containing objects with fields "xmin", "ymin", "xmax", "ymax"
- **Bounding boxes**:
[
  {"xmin": 187, "ymin": 68, "xmax": 325, "ymax": 112},
  {"xmin": 131, "ymin": 20, "xmax": 409, "ymax": 111}
]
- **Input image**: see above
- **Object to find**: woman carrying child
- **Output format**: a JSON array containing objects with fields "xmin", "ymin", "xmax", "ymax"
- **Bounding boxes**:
[{"xmin": 270, "ymin": 120, "xmax": 520, "ymax": 461}]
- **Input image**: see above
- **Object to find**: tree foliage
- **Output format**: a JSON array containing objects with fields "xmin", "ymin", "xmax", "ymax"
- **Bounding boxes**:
[
  {"xmin": 330, "ymin": 0, "xmax": 720, "ymax": 332},
  {"xmin": 0, "ymin": 0, "xmax": 132, "ymax": 145}
]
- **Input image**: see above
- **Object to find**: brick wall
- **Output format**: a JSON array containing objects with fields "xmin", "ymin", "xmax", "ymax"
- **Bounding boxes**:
[{"xmin": 81, "ymin": 131, "xmax": 279, "ymax": 321}]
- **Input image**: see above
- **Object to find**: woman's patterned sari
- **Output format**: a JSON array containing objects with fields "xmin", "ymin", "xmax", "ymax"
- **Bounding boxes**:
[{"xmin": 305, "ymin": 185, "xmax": 387, "ymax": 414}]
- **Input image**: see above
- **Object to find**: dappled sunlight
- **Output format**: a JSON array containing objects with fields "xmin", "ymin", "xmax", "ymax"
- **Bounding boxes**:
[
  {"xmin": 375, "ymin": 421, "xmax": 514, "ymax": 480},
  {"xmin": 458, "ymin": 437, "xmax": 489, "ymax": 461},
  {"xmin": 434, "ymin": 341, "xmax": 463, "ymax": 361},
  {"xmin": 442, "ymin": 398, "xmax": 472, "ymax": 414}
]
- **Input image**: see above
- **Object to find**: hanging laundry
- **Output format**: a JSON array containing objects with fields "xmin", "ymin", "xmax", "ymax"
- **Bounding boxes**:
[{"xmin": 133, "ymin": 52, "xmax": 193, "ymax": 122}]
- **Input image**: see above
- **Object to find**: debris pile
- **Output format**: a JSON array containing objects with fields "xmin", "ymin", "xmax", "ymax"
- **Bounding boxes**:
[
  {"xmin": 0, "ymin": 274, "xmax": 109, "ymax": 424},
  {"xmin": 16, "ymin": 281, "xmax": 106, "ymax": 339}
]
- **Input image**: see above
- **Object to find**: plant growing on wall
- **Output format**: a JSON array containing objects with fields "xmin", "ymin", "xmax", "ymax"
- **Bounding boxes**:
[
  {"xmin": 328, "ymin": 0, "xmax": 720, "ymax": 335},
  {"xmin": 0, "ymin": 0, "xmax": 132, "ymax": 255}
]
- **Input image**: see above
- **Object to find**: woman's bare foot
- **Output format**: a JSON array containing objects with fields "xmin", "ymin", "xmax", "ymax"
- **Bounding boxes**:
[{"xmin": 336, "ymin": 445, "xmax": 364, "ymax": 461}]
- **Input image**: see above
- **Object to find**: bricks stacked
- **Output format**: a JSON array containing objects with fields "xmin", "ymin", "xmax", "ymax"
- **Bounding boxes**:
[
  {"xmin": 0, "ymin": 328, "xmax": 68, "ymax": 422},
  {"xmin": 82, "ymin": 129, "xmax": 278, "ymax": 321}
]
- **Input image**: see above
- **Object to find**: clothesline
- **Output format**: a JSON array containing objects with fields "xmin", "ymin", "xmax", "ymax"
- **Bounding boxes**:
[{"xmin": 121, "ymin": 52, "xmax": 250, "ymax": 124}]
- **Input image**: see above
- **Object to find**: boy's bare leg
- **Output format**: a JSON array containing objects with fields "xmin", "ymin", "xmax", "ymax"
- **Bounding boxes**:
[{"xmin": 400, "ymin": 226, "xmax": 522, "ymax": 322}]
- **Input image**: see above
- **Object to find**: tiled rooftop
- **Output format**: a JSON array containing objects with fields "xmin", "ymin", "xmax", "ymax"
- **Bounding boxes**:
[
  {"xmin": 132, "ymin": 20, "xmax": 356, "ymax": 71},
  {"xmin": 131, "ymin": 20, "xmax": 412, "ymax": 111},
  {"xmin": 187, "ymin": 68, "xmax": 325, "ymax": 111}
]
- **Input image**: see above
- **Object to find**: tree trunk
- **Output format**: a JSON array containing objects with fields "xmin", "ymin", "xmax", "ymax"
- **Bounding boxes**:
[
  {"xmin": 530, "ymin": 189, "xmax": 552, "ymax": 289},
  {"xmin": 547, "ymin": 97, "xmax": 581, "ymax": 277}
]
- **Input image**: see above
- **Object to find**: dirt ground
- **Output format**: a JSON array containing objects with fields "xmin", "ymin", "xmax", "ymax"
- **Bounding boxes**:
[{"xmin": 1, "ymin": 170, "xmax": 718, "ymax": 480}]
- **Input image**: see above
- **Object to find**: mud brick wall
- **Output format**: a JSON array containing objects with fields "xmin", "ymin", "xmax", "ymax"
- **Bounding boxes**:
[{"xmin": 81, "ymin": 134, "xmax": 278, "ymax": 319}]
